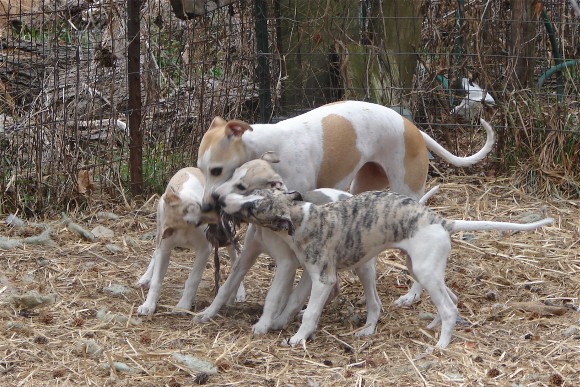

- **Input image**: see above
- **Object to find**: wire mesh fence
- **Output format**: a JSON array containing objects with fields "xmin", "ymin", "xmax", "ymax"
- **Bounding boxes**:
[{"xmin": 0, "ymin": 0, "xmax": 578, "ymax": 215}]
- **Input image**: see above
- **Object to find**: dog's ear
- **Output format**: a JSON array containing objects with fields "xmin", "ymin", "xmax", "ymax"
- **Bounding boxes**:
[
  {"xmin": 260, "ymin": 151, "xmax": 280, "ymax": 164},
  {"xmin": 161, "ymin": 227, "xmax": 175, "ymax": 239},
  {"xmin": 268, "ymin": 175, "xmax": 286, "ymax": 190},
  {"xmin": 273, "ymin": 215, "xmax": 294, "ymax": 236},
  {"xmin": 225, "ymin": 120, "xmax": 253, "ymax": 138},
  {"xmin": 287, "ymin": 191, "xmax": 303, "ymax": 201},
  {"xmin": 164, "ymin": 186, "xmax": 181, "ymax": 206},
  {"xmin": 209, "ymin": 116, "xmax": 227, "ymax": 130}
]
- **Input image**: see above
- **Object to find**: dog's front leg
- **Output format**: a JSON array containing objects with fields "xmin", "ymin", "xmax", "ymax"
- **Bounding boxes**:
[
  {"xmin": 270, "ymin": 270, "xmax": 312, "ymax": 330},
  {"xmin": 353, "ymin": 257, "xmax": 382, "ymax": 337},
  {"xmin": 137, "ymin": 244, "xmax": 173, "ymax": 315},
  {"xmin": 193, "ymin": 224, "xmax": 262, "ymax": 323},
  {"xmin": 284, "ymin": 263, "xmax": 337, "ymax": 347},
  {"xmin": 136, "ymin": 250, "xmax": 157, "ymax": 288},
  {"xmin": 225, "ymin": 244, "xmax": 247, "ymax": 304},
  {"xmin": 253, "ymin": 253, "xmax": 299, "ymax": 335}
]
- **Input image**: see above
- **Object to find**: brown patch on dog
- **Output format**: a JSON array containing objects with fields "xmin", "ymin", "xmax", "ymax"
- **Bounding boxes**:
[
  {"xmin": 402, "ymin": 119, "xmax": 429, "ymax": 194},
  {"xmin": 198, "ymin": 117, "xmax": 228, "ymax": 157},
  {"xmin": 165, "ymin": 167, "xmax": 203, "ymax": 194},
  {"xmin": 350, "ymin": 163, "xmax": 389, "ymax": 194},
  {"xmin": 317, "ymin": 114, "xmax": 360, "ymax": 188}
]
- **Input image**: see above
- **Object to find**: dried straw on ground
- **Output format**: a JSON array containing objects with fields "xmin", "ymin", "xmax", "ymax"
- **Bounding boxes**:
[{"xmin": 0, "ymin": 176, "xmax": 579, "ymax": 386}]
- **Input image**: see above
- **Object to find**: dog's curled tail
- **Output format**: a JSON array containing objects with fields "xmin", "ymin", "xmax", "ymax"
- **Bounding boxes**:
[
  {"xmin": 421, "ymin": 119, "xmax": 495, "ymax": 167},
  {"xmin": 450, "ymin": 217, "xmax": 553, "ymax": 233}
]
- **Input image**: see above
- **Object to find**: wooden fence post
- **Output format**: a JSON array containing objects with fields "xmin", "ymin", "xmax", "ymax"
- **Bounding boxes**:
[{"xmin": 127, "ymin": 0, "xmax": 143, "ymax": 195}]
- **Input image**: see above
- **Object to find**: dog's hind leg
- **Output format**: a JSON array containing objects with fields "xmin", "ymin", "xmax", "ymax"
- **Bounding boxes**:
[
  {"xmin": 353, "ymin": 257, "xmax": 382, "ymax": 337},
  {"xmin": 393, "ymin": 250, "xmax": 423, "ymax": 307},
  {"xmin": 420, "ymin": 285, "xmax": 459, "ymax": 329},
  {"xmin": 394, "ymin": 281, "xmax": 423, "ymax": 307},
  {"xmin": 391, "ymin": 187, "xmax": 440, "ymax": 308},
  {"xmin": 137, "ymin": 251, "xmax": 157, "ymax": 288},
  {"xmin": 400, "ymin": 226, "xmax": 457, "ymax": 349}
]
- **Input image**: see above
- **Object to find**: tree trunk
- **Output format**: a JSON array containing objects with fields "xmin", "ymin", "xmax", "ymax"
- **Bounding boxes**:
[
  {"xmin": 510, "ymin": 0, "xmax": 536, "ymax": 88},
  {"xmin": 275, "ymin": 0, "xmax": 357, "ymax": 112},
  {"xmin": 340, "ymin": 0, "xmax": 422, "ymax": 106}
]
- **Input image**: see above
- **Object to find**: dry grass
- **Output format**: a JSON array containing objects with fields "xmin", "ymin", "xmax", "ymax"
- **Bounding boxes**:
[{"xmin": 1, "ymin": 177, "xmax": 579, "ymax": 386}]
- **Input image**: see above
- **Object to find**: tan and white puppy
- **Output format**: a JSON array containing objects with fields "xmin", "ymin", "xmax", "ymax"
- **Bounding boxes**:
[
  {"xmin": 220, "ymin": 189, "xmax": 552, "ymax": 349},
  {"xmin": 195, "ymin": 100, "xmax": 495, "ymax": 322},
  {"xmin": 136, "ymin": 167, "xmax": 245, "ymax": 316}
]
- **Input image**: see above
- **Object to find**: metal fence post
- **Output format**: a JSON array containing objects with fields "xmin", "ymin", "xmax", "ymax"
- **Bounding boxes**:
[{"xmin": 127, "ymin": 0, "xmax": 143, "ymax": 195}]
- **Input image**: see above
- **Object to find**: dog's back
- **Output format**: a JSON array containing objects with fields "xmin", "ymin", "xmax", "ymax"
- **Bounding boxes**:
[{"xmin": 286, "ymin": 191, "xmax": 450, "ymax": 268}]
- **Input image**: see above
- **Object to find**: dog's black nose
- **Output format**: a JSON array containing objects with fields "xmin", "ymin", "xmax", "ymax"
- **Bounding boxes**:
[{"xmin": 201, "ymin": 202, "xmax": 214, "ymax": 213}]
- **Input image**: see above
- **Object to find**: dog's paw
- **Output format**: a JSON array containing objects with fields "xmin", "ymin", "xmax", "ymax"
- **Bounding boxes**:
[
  {"xmin": 136, "ymin": 304, "xmax": 155, "ymax": 316},
  {"xmin": 280, "ymin": 338, "xmax": 298, "ymax": 347},
  {"xmin": 172, "ymin": 302, "xmax": 192, "ymax": 316},
  {"xmin": 192, "ymin": 312, "xmax": 211, "ymax": 324},
  {"xmin": 135, "ymin": 278, "xmax": 150, "ymax": 288},
  {"xmin": 354, "ymin": 324, "xmax": 377, "ymax": 337},
  {"xmin": 252, "ymin": 322, "xmax": 270, "ymax": 335},
  {"xmin": 283, "ymin": 335, "xmax": 307, "ymax": 347},
  {"xmin": 394, "ymin": 292, "xmax": 420, "ymax": 307},
  {"xmin": 234, "ymin": 284, "xmax": 247, "ymax": 303}
]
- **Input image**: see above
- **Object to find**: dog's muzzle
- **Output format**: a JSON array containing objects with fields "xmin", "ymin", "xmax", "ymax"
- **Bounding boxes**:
[{"xmin": 201, "ymin": 192, "xmax": 221, "ymax": 213}]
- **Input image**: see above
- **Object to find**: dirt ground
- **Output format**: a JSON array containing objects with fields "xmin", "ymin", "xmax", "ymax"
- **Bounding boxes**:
[{"xmin": 1, "ymin": 175, "xmax": 579, "ymax": 386}]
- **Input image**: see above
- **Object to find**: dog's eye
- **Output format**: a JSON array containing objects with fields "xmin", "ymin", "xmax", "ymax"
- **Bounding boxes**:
[
  {"xmin": 236, "ymin": 183, "xmax": 246, "ymax": 191},
  {"xmin": 210, "ymin": 167, "xmax": 223, "ymax": 176}
]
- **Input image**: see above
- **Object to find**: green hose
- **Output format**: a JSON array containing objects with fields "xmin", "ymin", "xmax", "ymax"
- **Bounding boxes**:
[
  {"xmin": 537, "ymin": 60, "xmax": 580, "ymax": 89},
  {"xmin": 541, "ymin": 9, "xmax": 564, "ymax": 101}
]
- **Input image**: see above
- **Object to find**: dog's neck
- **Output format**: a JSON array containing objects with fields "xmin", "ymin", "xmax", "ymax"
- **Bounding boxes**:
[{"xmin": 238, "ymin": 124, "xmax": 282, "ymax": 159}]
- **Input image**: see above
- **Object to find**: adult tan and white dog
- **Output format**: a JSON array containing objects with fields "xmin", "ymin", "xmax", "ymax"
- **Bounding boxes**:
[
  {"xmin": 195, "ymin": 100, "xmax": 495, "ymax": 322},
  {"xmin": 136, "ymin": 167, "xmax": 245, "ymax": 316},
  {"xmin": 219, "ymin": 189, "xmax": 552, "ymax": 349}
]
